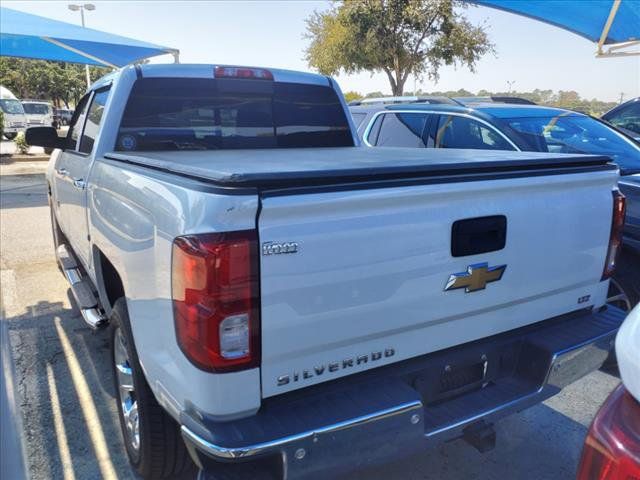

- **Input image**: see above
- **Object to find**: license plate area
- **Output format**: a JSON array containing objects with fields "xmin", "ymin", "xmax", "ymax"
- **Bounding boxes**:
[{"xmin": 410, "ymin": 340, "xmax": 522, "ymax": 405}]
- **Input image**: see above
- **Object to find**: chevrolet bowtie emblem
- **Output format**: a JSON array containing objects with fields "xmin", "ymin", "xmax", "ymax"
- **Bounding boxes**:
[{"xmin": 444, "ymin": 262, "xmax": 507, "ymax": 293}]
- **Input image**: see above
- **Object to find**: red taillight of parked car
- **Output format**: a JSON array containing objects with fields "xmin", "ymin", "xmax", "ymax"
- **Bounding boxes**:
[
  {"xmin": 172, "ymin": 231, "xmax": 260, "ymax": 372},
  {"xmin": 602, "ymin": 190, "xmax": 626, "ymax": 280},
  {"xmin": 577, "ymin": 384, "xmax": 640, "ymax": 480}
]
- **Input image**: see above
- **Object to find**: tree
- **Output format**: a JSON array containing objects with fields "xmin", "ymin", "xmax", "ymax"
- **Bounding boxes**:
[
  {"xmin": 305, "ymin": 0, "xmax": 494, "ymax": 96},
  {"xmin": 343, "ymin": 91, "xmax": 363, "ymax": 102},
  {"xmin": 0, "ymin": 58, "xmax": 108, "ymax": 107}
]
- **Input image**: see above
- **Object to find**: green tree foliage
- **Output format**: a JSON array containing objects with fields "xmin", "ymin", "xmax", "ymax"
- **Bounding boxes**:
[
  {"xmin": 343, "ymin": 91, "xmax": 363, "ymax": 102},
  {"xmin": 305, "ymin": 0, "xmax": 494, "ymax": 95},
  {"xmin": 0, "ymin": 58, "xmax": 108, "ymax": 107}
]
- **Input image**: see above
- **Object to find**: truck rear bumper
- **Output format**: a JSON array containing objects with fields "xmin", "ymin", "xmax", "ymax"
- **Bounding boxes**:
[{"xmin": 181, "ymin": 305, "xmax": 626, "ymax": 479}]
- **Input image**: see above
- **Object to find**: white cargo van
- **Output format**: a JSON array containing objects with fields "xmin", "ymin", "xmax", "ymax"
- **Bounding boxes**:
[
  {"xmin": 21, "ymin": 100, "xmax": 54, "ymax": 128},
  {"xmin": 0, "ymin": 85, "xmax": 27, "ymax": 140}
]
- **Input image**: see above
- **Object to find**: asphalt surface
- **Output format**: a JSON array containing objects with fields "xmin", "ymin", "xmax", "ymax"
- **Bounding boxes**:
[{"xmin": 0, "ymin": 155, "xmax": 636, "ymax": 480}]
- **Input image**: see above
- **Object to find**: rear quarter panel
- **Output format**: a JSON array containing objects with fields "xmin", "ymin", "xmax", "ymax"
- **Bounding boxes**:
[{"xmin": 87, "ymin": 158, "xmax": 262, "ymax": 420}]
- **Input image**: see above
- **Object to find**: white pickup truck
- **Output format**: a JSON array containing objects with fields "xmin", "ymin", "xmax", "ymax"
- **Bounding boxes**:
[{"xmin": 27, "ymin": 64, "xmax": 627, "ymax": 480}]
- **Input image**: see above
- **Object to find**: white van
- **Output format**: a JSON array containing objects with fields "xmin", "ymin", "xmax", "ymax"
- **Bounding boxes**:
[
  {"xmin": 21, "ymin": 100, "xmax": 54, "ymax": 128},
  {"xmin": 0, "ymin": 85, "xmax": 27, "ymax": 140}
]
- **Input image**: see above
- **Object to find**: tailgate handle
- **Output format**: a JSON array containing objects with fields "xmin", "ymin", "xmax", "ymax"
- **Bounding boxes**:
[{"xmin": 451, "ymin": 215, "xmax": 506, "ymax": 257}]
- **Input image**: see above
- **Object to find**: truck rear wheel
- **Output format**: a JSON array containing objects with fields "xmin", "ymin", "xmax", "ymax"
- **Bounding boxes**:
[{"xmin": 110, "ymin": 298, "xmax": 194, "ymax": 479}]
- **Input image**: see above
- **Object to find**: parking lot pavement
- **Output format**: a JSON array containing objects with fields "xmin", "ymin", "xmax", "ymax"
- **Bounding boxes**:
[{"xmin": 0, "ymin": 160, "xmax": 634, "ymax": 480}]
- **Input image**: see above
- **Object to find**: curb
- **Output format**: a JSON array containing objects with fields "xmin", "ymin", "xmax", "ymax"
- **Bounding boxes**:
[{"xmin": 0, "ymin": 154, "xmax": 50, "ymax": 163}]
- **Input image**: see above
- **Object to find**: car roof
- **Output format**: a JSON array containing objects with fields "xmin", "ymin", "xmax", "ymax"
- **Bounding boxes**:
[
  {"xmin": 379, "ymin": 102, "xmax": 585, "ymax": 120},
  {"xmin": 603, "ymin": 97, "xmax": 640, "ymax": 118}
]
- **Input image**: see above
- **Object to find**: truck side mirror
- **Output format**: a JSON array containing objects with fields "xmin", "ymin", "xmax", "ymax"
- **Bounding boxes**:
[{"xmin": 25, "ymin": 127, "xmax": 66, "ymax": 150}]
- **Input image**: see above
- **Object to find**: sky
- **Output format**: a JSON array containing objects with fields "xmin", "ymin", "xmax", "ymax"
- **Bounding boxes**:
[{"xmin": 3, "ymin": 0, "xmax": 640, "ymax": 102}]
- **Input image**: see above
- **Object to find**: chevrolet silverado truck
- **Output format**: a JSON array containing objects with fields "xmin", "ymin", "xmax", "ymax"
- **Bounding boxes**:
[{"xmin": 27, "ymin": 64, "xmax": 627, "ymax": 480}]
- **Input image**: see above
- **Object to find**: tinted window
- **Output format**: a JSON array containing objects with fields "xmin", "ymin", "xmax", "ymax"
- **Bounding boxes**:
[
  {"xmin": 606, "ymin": 102, "xmax": 640, "ymax": 135},
  {"xmin": 79, "ymin": 88, "xmax": 110, "ymax": 154},
  {"xmin": 366, "ymin": 114, "xmax": 384, "ymax": 145},
  {"xmin": 375, "ymin": 113, "xmax": 428, "ymax": 147},
  {"xmin": 116, "ymin": 78, "xmax": 353, "ymax": 151},
  {"xmin": 436, "ymin": 115, "xmax": 515, "ymax": 150},
  {"xmin": 505, "ymin": 115, "xmax": 640, "ymax": 173},
  {"xmin": 22, "ymin": 103, "xmax": 50, "ymax": 114},
  {"xmin": 67, "ymin": 94, "xmax": 91, "ymax": 150}
]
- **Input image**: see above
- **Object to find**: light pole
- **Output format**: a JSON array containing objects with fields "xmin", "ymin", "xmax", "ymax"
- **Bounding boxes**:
[
  {"xmin": 507, "ymin": 80, "xmax": 516, "ymax": 94},
  {"xmin": 68, "ymin": 3, "xmax": 95, "ymax": 88}
]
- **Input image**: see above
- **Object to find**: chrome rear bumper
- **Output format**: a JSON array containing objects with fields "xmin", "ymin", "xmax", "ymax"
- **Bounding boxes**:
[{"xmin": 182, "ymin": 305, "xmax": 625, "ymax": 479}]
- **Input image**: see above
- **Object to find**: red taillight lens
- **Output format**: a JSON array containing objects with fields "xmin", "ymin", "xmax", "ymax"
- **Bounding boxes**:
[
  {"xmin": 214, "ymin": 66, "xmax": 274, "ymax": 80},
  {"xmin": 577, "ymin": 385, "xmax": 640, "ymax": 480},
  {"xmin": 172, "ymin": 230, "xmax": 260, "ymax": 372},
  {"xmin": 602, "ymin": 190, "xmax": 626, "ymax": 280}
]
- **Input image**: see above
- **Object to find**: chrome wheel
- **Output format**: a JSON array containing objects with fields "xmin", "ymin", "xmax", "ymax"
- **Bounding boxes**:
[
  {"xmin": 607, "ymin": 278, "xmax": 632, "ymax": 312},
  {"xmin": 114, "ymin": 327, "xmax": 140, "ymax": 453}
]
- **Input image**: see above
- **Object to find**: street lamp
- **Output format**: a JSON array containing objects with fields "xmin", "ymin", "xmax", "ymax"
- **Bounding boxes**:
[
  {"xmin": 68, "ymin": 3, "xmax": 96, "ymax": 88},
  {"xmin": 506, "ymin": 80, "xmax": 516, "ymax": 94}
]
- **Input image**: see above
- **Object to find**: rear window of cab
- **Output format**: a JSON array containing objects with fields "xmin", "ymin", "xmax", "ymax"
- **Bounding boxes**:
[{"xmin": 116, "ymin": 78, "xmax": 353, "ymax": 151}]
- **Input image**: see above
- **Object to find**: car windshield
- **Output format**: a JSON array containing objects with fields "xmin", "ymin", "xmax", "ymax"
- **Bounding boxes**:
[
  {"xmin": 117, "ymin": 78, "xmax": 353, "ymax": 151},
  {"xmin": 505, "ymin": 114, "xmax": 640, "ymax": 174},
  {"xmin": 0, "ymin": 99, "xmax": 25, "ymax": 114},
  {"xmin": 605, "ymin": 101, "xmax": 640, "ymax": 135},
  {"xmin": 22, "ymin": 103, "xmax": 50, "ymax": 115}
]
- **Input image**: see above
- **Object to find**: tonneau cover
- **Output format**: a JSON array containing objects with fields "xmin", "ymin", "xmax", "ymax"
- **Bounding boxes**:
[{"xmin": 104, "ymin": 147, "xmax": 612, "ymax": 188}]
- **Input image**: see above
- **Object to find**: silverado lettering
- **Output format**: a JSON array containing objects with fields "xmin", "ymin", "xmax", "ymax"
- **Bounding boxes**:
[{"xmin": 277, "ymin": 348, "xmax": 396, "ymax": 386}]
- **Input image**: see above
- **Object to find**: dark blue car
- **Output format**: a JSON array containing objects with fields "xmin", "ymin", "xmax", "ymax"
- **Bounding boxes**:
[{"xmin": 352, "ymin": 101, "xmax": 640, "ymax": 309}]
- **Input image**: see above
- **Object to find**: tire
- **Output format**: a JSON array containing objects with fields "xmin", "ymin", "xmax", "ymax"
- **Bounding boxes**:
[
  {"xmin": 4, "ymin": 132, "xmax": 17, "ymax": 140},
  {"xmin": 110, "ymin": 298, "xmax": 194, "ymax": 479}
]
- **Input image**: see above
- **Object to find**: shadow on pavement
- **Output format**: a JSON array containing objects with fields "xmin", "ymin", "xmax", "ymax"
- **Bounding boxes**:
[
  {"xmin": 351, "ymin": 401, "xmax": 593, "ymax": 480},
  {"xmin": 5, "ymin": 297, "xmax": 137, "ymax": 480}
]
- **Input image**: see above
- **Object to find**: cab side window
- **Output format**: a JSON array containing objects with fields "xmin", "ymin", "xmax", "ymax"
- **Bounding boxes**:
[
  {"xmin": 375, "ymin": 113, "xmax": 429, "ymax": 147},
  {"xmin": 66, "ymin": 94, "xmax": 91, "ymax": 151},
  {"xmin": 79, "ymin": 88, "xmax": 110, "ymax": 154},
  {"xmin": 436, "ymin": 115, "xmax": 515, "ymax": 150}
]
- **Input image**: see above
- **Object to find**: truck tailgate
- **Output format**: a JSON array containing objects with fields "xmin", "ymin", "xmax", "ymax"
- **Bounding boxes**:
[{"xmin": 258, "ymin": 169, "xmax": 616, "ymax": 398}]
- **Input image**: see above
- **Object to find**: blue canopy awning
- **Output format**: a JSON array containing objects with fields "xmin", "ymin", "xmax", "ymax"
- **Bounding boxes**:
[
  {"xmin": 0, "ymin": 7, "xmax": 179, "ymax": 67},
  {"xmin": 472, "ymin": 0, "xmax": 640, "ymax": 57}
]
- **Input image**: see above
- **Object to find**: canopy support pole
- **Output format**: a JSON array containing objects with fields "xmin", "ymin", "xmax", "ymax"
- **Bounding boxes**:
[
  {"xmin": 596, "ymin": 40, "xmax": 640, "ymax": 57},
  {"xmin": 596, "ymin": 0, "xmax": 621, "ymax": 55},
  {"xmin": 41, "ymin": 36, "xmax": 118, "ymax": 68}
]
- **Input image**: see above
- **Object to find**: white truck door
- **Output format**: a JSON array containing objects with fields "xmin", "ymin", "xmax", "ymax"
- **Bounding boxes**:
[{"xmin": 56, "ymin": 87, "xmax": 110, "ymax": 267}]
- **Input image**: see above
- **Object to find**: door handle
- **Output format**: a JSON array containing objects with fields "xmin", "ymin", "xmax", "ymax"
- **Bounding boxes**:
[
  {"xmin": 72, "ymin": 178, "xmax": 86, "ymax": 189},
  {"xmin": 56, "ymin": 168, "xmax": 69, "ymax": 177}
]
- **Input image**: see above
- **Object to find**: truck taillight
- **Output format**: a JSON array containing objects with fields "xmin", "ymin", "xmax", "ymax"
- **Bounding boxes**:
[
  {"xmin": 602, "ymin": 190, "xmax": 626, "ymax": 280},
  {"xmin": 172, "ymin": 231, "xmax": 260, "ymax": 372},
  {"xmin": 577, "ymin": 385, "xmax": 640, "ymax": 480},
  {"xmin": 214, "ymin": 65, "xmax": 273, "ymax": 80}
]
